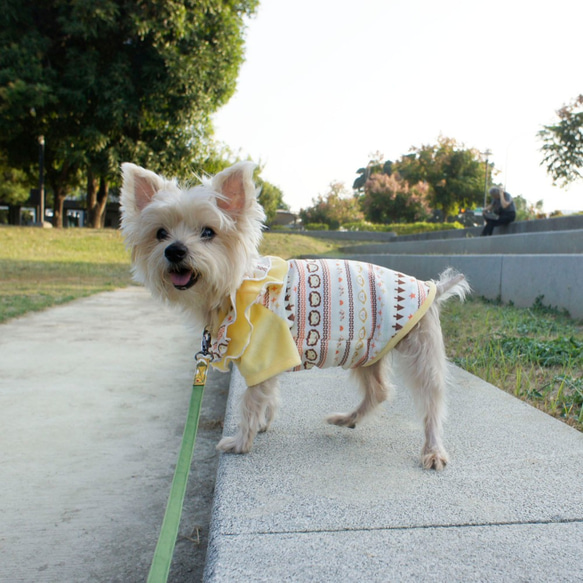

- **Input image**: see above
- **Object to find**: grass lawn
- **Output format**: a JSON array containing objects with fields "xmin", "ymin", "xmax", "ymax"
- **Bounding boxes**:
[
  {"xmin": 442, "ymin": 296, "xmax": 583, "ymax": 431},
  {"xmin": 1, "ymin": 225, "xmax": 581, "ymax": 430},
  {"xmin": 0, "ymin": 227, "xmax": 340, "ymax": 322},
  {"xmin": 0, "ymin": 227, "xmax": 133, "ymax": 322}
]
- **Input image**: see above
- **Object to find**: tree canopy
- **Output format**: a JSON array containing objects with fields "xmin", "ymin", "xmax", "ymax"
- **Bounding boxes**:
[
  {"xmin": 0, "ymin": 0, "xmax": 258, "ymax": 226},
  {"xmin": 351, "ymin": 140, "xmax": 490, "ymax": 225},
  {"xmin": 300, "ymin": 182, "xmax": 363, "ymax": 230},
  {"xmin": 393, "ymin": 137, "xmax": 488, "ymax": 220},
  {"xmin": 538, "ymin": 95, "xmax": 583, "ymax": 187},
  {"xmin": 255, "ymin": 177, "xmax": 288, "ymax": 225},
  {"xmin": 360, "ymin": 172, "xmax": 430, "ymax": 224}
]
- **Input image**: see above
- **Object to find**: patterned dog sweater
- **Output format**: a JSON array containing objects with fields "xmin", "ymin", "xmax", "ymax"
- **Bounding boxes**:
[{"xmin": 210, "ymin": 257, "xmax": 436, "ymax": 386}]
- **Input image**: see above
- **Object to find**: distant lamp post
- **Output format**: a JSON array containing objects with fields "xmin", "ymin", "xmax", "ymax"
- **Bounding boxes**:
[
  {"xmin": 482, "ymin": 149, "xmax": 492, "ymax": 207},
  {"xmin": 38, "ymin": 135, "xmax": 45, "ymax": 225}
]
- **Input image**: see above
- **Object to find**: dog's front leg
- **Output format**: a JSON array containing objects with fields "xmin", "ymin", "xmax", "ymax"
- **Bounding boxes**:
[{"xmin": 217, "ymin": 376, "xmax": 280, "ymax": 454}]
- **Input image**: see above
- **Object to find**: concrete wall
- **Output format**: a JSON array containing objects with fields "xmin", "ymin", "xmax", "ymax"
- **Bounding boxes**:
[
  {"xmin": 345, "ymin": 253, "xmax": 583, "ymax": 318},
  {"xmin": 291, "ymin": 230, "xmax": 396, "ymax": 241},
  {"xmin": 395, "ymin": 214, "xmax": 583, "ymax": 241},
  {"xmin": 341, "ymin": 229, "xmax": 583, "ymax": 255}
]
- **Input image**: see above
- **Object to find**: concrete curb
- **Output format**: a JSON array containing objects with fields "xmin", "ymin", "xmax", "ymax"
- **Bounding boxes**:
[
  {"xmin": 204, "ymin": 366, "xmax": 583, "ymax": 582},
  {"xmin": 340, "ymin": 229, "xmax": 583, "ymax": 255}
]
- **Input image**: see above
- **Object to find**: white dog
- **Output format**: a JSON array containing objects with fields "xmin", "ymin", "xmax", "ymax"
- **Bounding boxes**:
[{"xmin": 120, "ymin": 161, "xmax": 470, "ymax": 470}]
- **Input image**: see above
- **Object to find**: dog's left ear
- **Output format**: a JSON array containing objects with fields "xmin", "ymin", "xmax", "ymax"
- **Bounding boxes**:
[
  {"xmin": 211, "ymin": 161, "xmax": 257, "ymax": 216},
  {"xmin": 121, "ymin": 163, "xmax": 166, "ymax": 213}
]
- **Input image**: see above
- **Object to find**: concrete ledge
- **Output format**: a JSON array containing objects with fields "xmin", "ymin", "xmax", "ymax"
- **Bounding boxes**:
[
  {"xmin": 340, "ymin": 229, "xmax": 583, "ymax": 255},
  {"xmin": 205, "ymin": 366, "xmax": 583, "ymax": 581},
  {"xmin": 344, "ymin": 253, "xmax": 583, "ymax": 319},
  {"xmin": 291, "ymin": 230, "xmax": 397, "ymax": 241},
  {"xmin": 395, "ymin": 214, "xmax": 583, "ymax": 241}
]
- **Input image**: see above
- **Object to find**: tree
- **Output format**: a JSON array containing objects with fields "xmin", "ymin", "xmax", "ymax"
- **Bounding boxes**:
[
  {"xmin": 353, "ymin": 152, "xmax": 392, "ymax": 192},
  {"xmin": 0, "ymin": 0, "xmax": 258, "ymax": 227},
  {"xmin": 513, "ymin": 195, "xmax": 545, "ymax": 221},
  {"xmin": 360, "ymin": 172, "xmax": 430, "ymax": 224},
  {"xmin": 255, "ymin": 177, "xmax": 288, "ymax": 225},
  {"xmin": 0, "ymin": 153, "xmax": 30, "ymax": 206},
  {"xmin": 394, "ymin": 137, "xmax": 488, "ymax": 220},
  {"xmin": 538, "ymin": 95, "xmax": 583, "ymax": 187},
  {"xmin": 300, "ymin": 182, "xmax": 363, "ymax": 230}
]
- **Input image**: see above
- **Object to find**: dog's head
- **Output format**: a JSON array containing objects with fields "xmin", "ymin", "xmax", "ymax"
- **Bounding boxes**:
[{"xmin": 120, "ymin": 161, "xmax": 265, "ymax": 318}]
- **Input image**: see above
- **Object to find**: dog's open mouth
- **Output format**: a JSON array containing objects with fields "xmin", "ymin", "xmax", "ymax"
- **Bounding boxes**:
[{"xmin": 169, "ymin": 269, "xmax": 198, "ymax": 290}]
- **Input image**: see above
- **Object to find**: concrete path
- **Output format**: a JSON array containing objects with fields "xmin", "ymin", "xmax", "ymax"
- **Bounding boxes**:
[
  {"xmin": 0, "ymin": 288, "xmax": 228, "ymax": 582},
  {"xmin": 205, "ymin": 366, "xmax": 583, "ymax": 582},
  {"xmin": 2, "ymin": 288, "xmax": 583, "ymax": 582}
]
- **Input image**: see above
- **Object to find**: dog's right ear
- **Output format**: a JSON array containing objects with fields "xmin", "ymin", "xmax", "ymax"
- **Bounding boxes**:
[
  {"xmin": 121, "ymin": 163, "xmax": 166, "ymax": 213},
  {"xmin": 210, "ymin": 161, "xmax": 258, "ymax": 217}
]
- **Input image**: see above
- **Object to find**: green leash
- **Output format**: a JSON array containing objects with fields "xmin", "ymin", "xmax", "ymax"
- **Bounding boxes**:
[{"xmin": 147, "ymin": 332, "xmax": 212, "ymax": 583}]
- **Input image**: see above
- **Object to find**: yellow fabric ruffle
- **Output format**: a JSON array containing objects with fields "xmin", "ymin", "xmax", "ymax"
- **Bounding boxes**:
[{"xmin": 211, "ymin": 257, "xmax": 302, "ymax": 386}]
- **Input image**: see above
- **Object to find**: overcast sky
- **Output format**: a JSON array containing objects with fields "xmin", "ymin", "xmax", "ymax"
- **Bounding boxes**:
[{"xmin": 213, "ymin": 0, "xmax": 583, "ymax": 213}]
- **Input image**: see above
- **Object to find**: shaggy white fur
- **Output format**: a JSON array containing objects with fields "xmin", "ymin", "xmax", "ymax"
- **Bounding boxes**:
[{"xmin": 120, "ymin": 161, "xmax": 470, "ymax": 470}]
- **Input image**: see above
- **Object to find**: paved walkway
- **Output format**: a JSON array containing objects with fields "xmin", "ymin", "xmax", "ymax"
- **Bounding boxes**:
[
  {"xmin": 205, "ymin": 367, "xmax": 583, "ymax": 582},
  {"xmin": 2, "ymin": 288, "xmax": 583, "ymax": 582},
  {"xmin": 0, "ymin": 288, "xmax": 227, "ymax": 582}
]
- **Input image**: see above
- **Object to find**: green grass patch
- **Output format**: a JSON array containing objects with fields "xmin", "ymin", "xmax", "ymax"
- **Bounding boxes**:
[
  {"xmin": 442, "ymin": 296, "xmax": 583, "ymax": 431},
  {"xmin": 0, "ymin": 228, "xmax": 341, "ymax": 322},
  {"xmin": 0, "ymin": 227, "xmax": 133, "ymax": 322}
]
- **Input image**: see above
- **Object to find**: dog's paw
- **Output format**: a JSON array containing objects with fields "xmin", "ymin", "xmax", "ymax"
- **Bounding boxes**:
[
  {"xmin": 421, "ymin": 449, "xmax": 449, "ymax": 471},
  {"xmin": 326, "ymin": 412, "xmax": 357, "ymax": 429},
  {"xmin": 216, "ymin": 435, "xmax": 251, "ymax": 454}
]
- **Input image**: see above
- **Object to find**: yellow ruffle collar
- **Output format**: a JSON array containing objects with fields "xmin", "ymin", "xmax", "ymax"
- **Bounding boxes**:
[{"xmin": 210, "ymin": 256, "xmax": 301, "ymax": 386}]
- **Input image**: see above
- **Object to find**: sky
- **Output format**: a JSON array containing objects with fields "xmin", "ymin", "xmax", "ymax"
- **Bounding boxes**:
[{"xmin": 212, "ymin": 0, "xmax": 583, "ymax": 214}]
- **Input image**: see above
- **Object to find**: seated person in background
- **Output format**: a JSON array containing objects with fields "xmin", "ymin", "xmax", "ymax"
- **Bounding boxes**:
[{"xmin": 481, "ymin": 186, "xmax": 516, "ymax": 236}]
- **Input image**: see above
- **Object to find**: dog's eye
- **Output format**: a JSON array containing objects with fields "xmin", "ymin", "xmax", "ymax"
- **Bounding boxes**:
[
  {"xmin": 201, "ymin": 227, "xmax": 215, "ymax": 240},
  {"xmin": 156, "ymin": 228, "xmax": 170, "ymax": 241}
]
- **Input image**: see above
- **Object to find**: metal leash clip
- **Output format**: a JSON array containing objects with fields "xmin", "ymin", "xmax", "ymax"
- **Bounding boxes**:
[{"xmin": 193, "ymin": 328, "xmax": 213, "ymax": 387}]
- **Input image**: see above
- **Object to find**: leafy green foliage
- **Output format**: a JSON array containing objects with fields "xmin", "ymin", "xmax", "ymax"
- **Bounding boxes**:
[
  {"xmin": 394, "ymin": 137, "xmax": 488, "ymax": 219},
  {"xmin": 487, "ymin": 336, "xmax": 582, "ymax": 367},
  {"xmin": 359, "ymin": 172, "xmax": 430, "ymax": 223},
  {"xmin": 0, "ymin": 152, "xmax": 30, "ymax": 204},
  {"xmin": 299, "ymin": 182, "xmax": 363, "ymax": 230},
  {"xmin": 342, "ymin": 220, "xmax": 464, "ymax": 235},
  {"xmin": 539, "ymin": 95, "xmax": 583, "ymax": 187},
  {"xmin": 255, "ymin": 177, "xmax": 288, "ymax": 224},
  {"xmin": 0, "ymin": 0, "xmax": 258, "ymax": 226}
]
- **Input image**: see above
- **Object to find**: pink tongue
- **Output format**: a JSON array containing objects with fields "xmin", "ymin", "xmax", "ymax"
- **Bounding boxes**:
[{"xmin": 170, "ymin": 272, "xmax": 192, "ymax": 286}]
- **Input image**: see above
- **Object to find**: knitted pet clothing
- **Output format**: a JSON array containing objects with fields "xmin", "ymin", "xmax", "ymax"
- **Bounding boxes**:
[{"xmin": 210, "ymin": 257, "xmax": 436, "ymax": 386}]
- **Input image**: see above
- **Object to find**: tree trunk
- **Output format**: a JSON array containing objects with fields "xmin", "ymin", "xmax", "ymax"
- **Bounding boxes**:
[
  {"xmin": 51, "ymin": 183, "xmax": 67, "ymax": 228},
  {"xmin": 96, "ymin": 177, "xmax": 109, "ymax": 228},
  {"xmin": 86, "ymin": 169, "xmax": 98, "ymax": 228},
  {"xmin": 86, "ymin": 170, "xmax": 109, "ymax": 228},
  {"xmin": 47, "ymin": 161, "xmax": 72, "ymax": 228}
]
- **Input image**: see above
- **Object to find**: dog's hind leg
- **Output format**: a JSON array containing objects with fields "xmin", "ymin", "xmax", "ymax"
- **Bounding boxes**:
[
  {"xmin": 217, "ymin": 376, "xmax": 280, "ymax": 454},
  {"xmin": 326, "ymin": 357, "xmax": 391, "ymax": 428},
  {"xmin": 396, "ymin": 305, "xmax": 449, "ymax": 470}
]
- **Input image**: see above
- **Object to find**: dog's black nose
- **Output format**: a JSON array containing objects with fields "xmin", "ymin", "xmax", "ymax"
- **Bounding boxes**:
[{"xmin": 165, "ymin": 242, "xmax": 188, "ymax": 264}]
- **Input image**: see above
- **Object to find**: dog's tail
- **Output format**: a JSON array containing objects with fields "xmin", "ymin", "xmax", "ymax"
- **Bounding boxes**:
[{"xmin": 434, "ymin": 267, "xmax": 471, "ymax": 304}]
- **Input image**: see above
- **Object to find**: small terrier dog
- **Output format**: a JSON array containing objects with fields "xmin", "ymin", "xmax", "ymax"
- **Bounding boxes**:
[{"xmin": 120, "ymin": 161, "xmax": 469, "ymax": 470}]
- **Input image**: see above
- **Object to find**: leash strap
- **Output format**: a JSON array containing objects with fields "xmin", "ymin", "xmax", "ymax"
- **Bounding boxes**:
[{"xmin": 147, "ymin": 333, "xmax": 212, "ymax": 583}]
